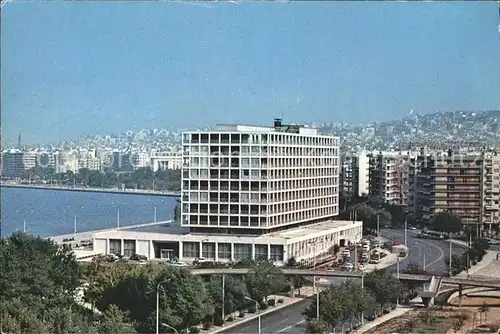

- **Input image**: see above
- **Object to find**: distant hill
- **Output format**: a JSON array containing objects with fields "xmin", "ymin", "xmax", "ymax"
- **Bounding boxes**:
[{"xmin": 317, "ymin": 110, "xmax": 500, "ymax": 151}]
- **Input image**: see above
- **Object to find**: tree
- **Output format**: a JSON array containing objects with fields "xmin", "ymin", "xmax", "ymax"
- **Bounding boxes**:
[
  {"xmin": 245, "ymin": 260, "xmax": 285, "ymax": 304},
  {"xmin": 329, "ymin": 244, "xmax": 340, "ymax": 256},
  {"xmin": 303, "ymin": 280, "xmax": 375, "ymax": 332},
  {"xmin": 444, "ymin": 254, "xmax": 466, "ymax": 276},
  {"xmin": 364, "ymin": 269, "xmax": 402, "ymax": 312},
  {"xmin": 345, "ymin": 205, "xmax": 391, "ymax": 232},
  {"xmin": 479, "ymin": 301, "xmax": 490, "ymax": 324},
  {"xmin": 430, "ymin": 212, "xmax": 462, "ymax": 235},
  {"xmin": 98, "ymin": 305, "xmax": 136, "ymax": 334},
  {"xmin": 0, "ymin": 232, "xmax": 91, "ymax": 333},
  {"xmin": 306, "ymin": 318, "xmax": 329, "ymax": 333},
  {"xmin": 206, "ymin": 275, "xmax": 247, "ymax": 319},
  {"xmin": 303, "ymin": 285, "xmax": 344, "ymax": 332}
]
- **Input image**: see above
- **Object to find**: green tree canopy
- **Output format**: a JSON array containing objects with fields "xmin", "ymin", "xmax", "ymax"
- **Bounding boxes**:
[
  {"xmin": 206, "ymin": 275, "xmax": 248, "ymax": 318},
  {"xmin": 0, "ymin": 232, "xmax": 92, "ymax": 333},
  {"xmin": 98, "ymin": 305, "xmax": 137, "ymax": 334},
  {"xmin": 430, "ymin": 212, "xmax": 462, "ymax": 234},
  {"xmin": 245, "ymin": 260, "xmax": 285, "ymax": 303},
  {"xmin": 364, "ymin": 269, "xmax": 402, "ymax": 311}
]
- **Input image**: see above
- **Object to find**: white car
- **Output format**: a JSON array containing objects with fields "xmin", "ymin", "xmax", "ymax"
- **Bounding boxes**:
[{"xmin": 342, "ymin": 262, "xmax": 354, "ymax": 271}]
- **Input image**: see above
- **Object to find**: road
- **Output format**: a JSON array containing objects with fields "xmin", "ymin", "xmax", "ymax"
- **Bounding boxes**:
[
  {"xmin": 380, "ymin": 228, "xmax": 466, "ymax": 276},
  {"xmin": 220, "ymin": 228, "xmax": 460, "ymax": 334},
  {"xmin": 221, "ymin": 299, "xmax": 310, "ymax": 334}
]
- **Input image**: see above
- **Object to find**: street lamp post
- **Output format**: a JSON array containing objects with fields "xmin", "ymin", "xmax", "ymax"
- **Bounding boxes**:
[
  {"xmin": 160, "ymin": 323, "xmax": 179, "ymax": 334},
  {"xmin": 156, "ymin": 279, "xmax": 171, "ymax": 334},
  {"xmin": 449, "ymin": 236, "xmax": 453, "ymax": 277},
  {"xmin": 245, "ymin": 296, "xmax": 261, "ymax": 334},
  {"xmin": 221, "ymin": 274, "xmax": 225, "ymax": 325},
  {"xmin": 307, "ymin": 240, "xmax": 320, "ymax": 320},
  {"xmin": 396, "ymin": 255, "xmax": 400, "ymax": 307},
  {"xmin": 361, "ymin": 269, "xmax": 365, "ymax": 325}
]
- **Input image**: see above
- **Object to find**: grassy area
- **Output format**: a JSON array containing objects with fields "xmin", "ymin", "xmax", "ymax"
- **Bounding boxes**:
[
  {"xmin": 412, "ymin": 316, "xmax": 456, "ymax": 333},
  {"xmin": 365, "ymin": 308, "xmax": 468, "ymax": 334}
]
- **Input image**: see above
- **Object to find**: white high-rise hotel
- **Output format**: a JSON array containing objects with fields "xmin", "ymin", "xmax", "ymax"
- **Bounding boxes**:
[
  {"xmin": 90, "ymin": 120, "xmax": 363, "ymax": 264},
  {"xmin": 181, "ymin": 120, "xmax": 340, "ymax": 232}
]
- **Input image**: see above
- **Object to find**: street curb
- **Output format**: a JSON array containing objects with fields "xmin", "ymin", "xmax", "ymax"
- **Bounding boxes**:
[{"xmin": 208, "ymin": 297, "xmax": 311, "ymax": 334}]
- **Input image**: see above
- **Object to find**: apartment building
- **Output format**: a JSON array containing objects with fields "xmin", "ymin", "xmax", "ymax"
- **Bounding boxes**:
[
  {"xmin": 150, "ymin": 151, "xmax": 183, "ymax": 171},
  {"xmin": 1, "ymin": 150, "xmax": 36, "ymax": 178},
  {"xmin": 483, "ymin": 152, "xmax": 500, "ymax": 229},
  {"xmin": 340, "ymin": 151, "xmax": 369, "ymax": 198},
  {"xmin": 368, "ymin": 151, "xmax": 411, "ymax": 206},
  {"xmin": 410, "ymin": 150, "xmax": 500, "ymax": 231}
]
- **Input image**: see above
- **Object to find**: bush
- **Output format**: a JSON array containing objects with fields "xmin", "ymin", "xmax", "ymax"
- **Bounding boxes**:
[
  {"xmin": 278, "ymin": 298, "xmax": 284, "ymax": 304},
  {"xmin": 260, "ymin": 302, "xmax": 268, "ymax": 311},
  {"xmin": 189, "ymin": 326, "xmax": 200, "ymax": 334},
  {"xmin": 202, "ymin": 322, "xmax": 211, "ymax": 330},
  {"xmin": 268, "ymin": 299, "xmax": 276, "ymax": 306},
  {"xmin": 238, "ymin": 311, "xmax": 245, "ymax": 318},
  {"xmin": 248, "ymin": 306, "xmax": 257, "ymax": 314},
  {"xmin": 367, "ymin": 315, "xmax": 376, "ymax": 321},
  {"xmin": 472, "ymin": 260, "xmax": 477, "ymax": 265},
  {"xmin": 226, "ymin": 316, "xmax": 234, "ymax": 322},
  {"xmin": 383, "ymin": 309, "xmax": 390, "ymax": 314}
]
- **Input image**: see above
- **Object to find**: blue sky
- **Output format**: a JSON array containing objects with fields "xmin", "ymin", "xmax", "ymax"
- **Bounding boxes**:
[{"xmin": 2, "ymin": 1, "xmax": 499, "ymax": 145}]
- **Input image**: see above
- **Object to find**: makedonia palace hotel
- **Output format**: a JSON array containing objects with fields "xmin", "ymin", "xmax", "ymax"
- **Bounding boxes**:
[{"xmin": 89, "ymin": 120, "xmax": 362, "ymax": 264}]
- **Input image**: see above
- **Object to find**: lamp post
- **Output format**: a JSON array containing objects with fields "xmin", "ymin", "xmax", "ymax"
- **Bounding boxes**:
[
  {"xmin": 245, "ymin": 296, "xmax": 261, "ymax": 334},
  {"xmin": 307, "ymin": 240, "xmax": 320, "ymax": 320},
  {"xmin": 221, "ymin": 274, "xmax": 225, "ymax": 325},
  {"xmin": 361, "ymin": 268, "xmax": 365, "ymax": 325},
  {"xmin": 156, "ymin": 279, "xmax": 171, "ymax": 334},
  {"xmin": 449, "ymin": 236, "xmax": 453, "ymax": 277},
  {"xmin": 396, "ymin": 255, "xmax": 400, "ymax": 307},
  {"xmin": 160, "ymin": 323, "xmax": 179, "ymax": 334}
]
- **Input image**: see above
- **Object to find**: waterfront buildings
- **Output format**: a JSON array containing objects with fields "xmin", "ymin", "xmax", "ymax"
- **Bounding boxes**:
[
  {"xmin": 150, "ymin": 151, "xmax": 183, "ymax": 171},
  {"xmin": 1, "ymin": 150, "xmax": 36, "ymax": 177},
  {"xmin": 89, "ymin": 120, "xmax": 363, "ymax": 263}
]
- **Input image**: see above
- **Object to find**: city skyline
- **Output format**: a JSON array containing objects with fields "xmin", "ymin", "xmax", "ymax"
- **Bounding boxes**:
[{"xmin": 2, "ymin": 2, "xmax": 500, "ymax": 145}]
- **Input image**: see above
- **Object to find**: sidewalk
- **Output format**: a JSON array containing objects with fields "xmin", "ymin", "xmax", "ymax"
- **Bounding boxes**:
[
  {"xmin": 455, "ymin": 250, "xmax": 497, "ymax": 279},
  {"xmin": 354, "ymin": 303, "xmax": 420, "ymax": 334}
]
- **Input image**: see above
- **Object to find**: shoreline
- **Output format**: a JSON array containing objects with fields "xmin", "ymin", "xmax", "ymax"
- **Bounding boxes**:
[{"xmin": 0, "ymin": 183, "xmax": 180, "ymax": 197}]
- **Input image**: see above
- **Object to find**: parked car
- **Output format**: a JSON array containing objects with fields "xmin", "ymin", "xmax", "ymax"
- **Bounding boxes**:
[
  {"xmin": 342, "ymin": 262, "xmax": 354, "ymax": 271},
  {"xmin": 167, "ymin": 260, "xmax": 188, "ymax": 267},
  {"xmin": 130, "ymin": 254, "xmax": 147, "ymax": 262},
  {"xmin": 369, "ymin": 259, "xmax": 380, "ymax": 264}
]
